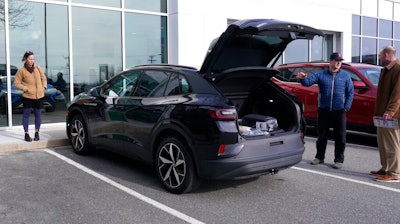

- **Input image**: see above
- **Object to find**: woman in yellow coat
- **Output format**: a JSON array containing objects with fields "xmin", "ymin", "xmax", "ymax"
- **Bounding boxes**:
[{"xmin": 14, "ymin": 51, "xmax": 47, "ymax": 142}]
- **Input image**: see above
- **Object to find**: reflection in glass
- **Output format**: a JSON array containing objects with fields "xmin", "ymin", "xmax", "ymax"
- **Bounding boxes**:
[
  {"xmin": 324, "ymin": 34, "xmax": 333, "ymax": 60},
  {"xmin": 379, "ymin": 39, "xmax": 392, "ymax": 52},
  {"xmin": 352, "ymin": 15, "xmax": 360, "ymax": 35},
  {"xmin": 72, "ymin": 7, "xmax": 122, "ymax": 95},
  {"xmin": 72, "ymin": 0, "xmax": 120, "ymax": 8},
  {"xmin": 0, "ymin": 2, "xmax": 7, "ymax": 127},
  {"xmin": 361, "ymin": 37, "xmax": 377, "ymax": 64},
  {"xmin": 310, "ymin": 36, "xmax": 323, "ymax": 61},
  {"xmin": 45, "ymin": 4, "xmax": 69, "ymax": 107},
  {"xmin": 284, "ymin": 39, "xmax": 308, "ymax": 63},
  {"xmin": 379, "ymin": 19, "xmax": 392, "ymax": 39},
  {"xmin": 125, "ymin": 13, "xmax": 167, "ymax": 67},
  {"xmin": 394, "ymin": 42, "xmax": 400, "ymax": 60},
  {"xmin": 362, "ymin": 17, "xmax": 377, "ymax": 36},
  {"xmin": 352, "ymin": 36, "xmax": 360, "ymax": 63},
  {"xmin": 125, "ymin": 0, "xmax": 167, "ymax": 13},
  {"xmin": 394, "ymin": 22, "xmax": 400, "ymax": 39},
  {"xmin": 7, "ymin": 2, "xmax": 69, "ymax": 125}
]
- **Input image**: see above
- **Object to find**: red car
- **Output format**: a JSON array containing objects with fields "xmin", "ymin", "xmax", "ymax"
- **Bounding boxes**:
[{"xmin": 273, "ymin": 62, "xmax": 382, "ymax": 134}]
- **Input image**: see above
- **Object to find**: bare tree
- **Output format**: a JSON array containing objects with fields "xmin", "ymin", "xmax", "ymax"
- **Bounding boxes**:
[{"xmin": 0, "ymin": 0, "xmax": 32, "ymax": 29}]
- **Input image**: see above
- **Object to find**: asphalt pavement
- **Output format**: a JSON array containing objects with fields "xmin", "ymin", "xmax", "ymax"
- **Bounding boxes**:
[{"xmin": 0, "ymin": 123, "xmax": 69, "ymax": 153}]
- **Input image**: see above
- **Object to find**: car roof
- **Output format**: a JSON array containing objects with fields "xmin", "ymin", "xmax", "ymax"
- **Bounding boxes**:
[{"xmin": 124, "ymin": 64, "xmax": 221, "ymax": 95}]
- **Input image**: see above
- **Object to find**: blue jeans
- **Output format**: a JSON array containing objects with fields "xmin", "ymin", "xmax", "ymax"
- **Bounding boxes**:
[{"xmin": 22, "ymin": 98, "xmax": 43, "ymax": 133}]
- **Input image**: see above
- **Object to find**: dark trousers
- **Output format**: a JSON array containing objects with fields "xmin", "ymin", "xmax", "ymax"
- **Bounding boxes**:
[
  {"xmin": 22, "ymin": 97, "xmax": 43, "ymax": 133},
  {"xmin": 315, "ymin": 108, "xmax": 347, "ymax": 163}
]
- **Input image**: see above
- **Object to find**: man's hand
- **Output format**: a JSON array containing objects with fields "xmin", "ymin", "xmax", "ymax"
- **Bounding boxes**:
[
  {"xmin": 383, "ymin": 112, "xmax": 392, "ymax": 120},
  {"xmin": 296, "ymin": 72, "xmax": 307, "ymax": 79}
]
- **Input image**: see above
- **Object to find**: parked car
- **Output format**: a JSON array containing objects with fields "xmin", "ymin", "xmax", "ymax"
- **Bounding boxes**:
[
  {"xmin": 0, "ymin": 76, "xmax": 66, "ymax": 113},
  {"xmin": 273, "ymin": 62, "xmax": 382, "ymax": 134},
  {"xmin": 66, "ymin": 19, "xmax": 324, "ymax": 194},
  {"xmin": 0, "ymin": 64, "xmax": 18, "ymax": 76}
]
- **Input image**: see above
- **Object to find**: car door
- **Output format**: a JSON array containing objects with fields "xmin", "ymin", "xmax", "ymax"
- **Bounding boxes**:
[
  {"xmin": 96, "ymin": 70, "xmax": 141, "ymax": 154},
  {"xmin": 122, "ymin": 69, "xmax": 173, "ymax": 162},
  {"xmin": 342, "ymin": 68, "xmax": 376, "ymax": 127}
]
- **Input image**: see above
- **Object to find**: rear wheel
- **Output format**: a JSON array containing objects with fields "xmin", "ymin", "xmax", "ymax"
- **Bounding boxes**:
[
  {"xmin": 155, "ymin": 136, "xmax": 200, "ymax": 194},
  {"xmin": 69, "ymin": 114, "xmax": 91, "ymax": 154}
]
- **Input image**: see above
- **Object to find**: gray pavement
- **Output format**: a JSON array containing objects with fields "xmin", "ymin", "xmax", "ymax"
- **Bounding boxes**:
[{"xmin": 0, "ymin": 123, "xmax": 69, "ymax": 153}]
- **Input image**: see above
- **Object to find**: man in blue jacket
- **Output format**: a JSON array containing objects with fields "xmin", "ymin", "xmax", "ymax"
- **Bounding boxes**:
[{"xmin": 296, "ymin": 52, "xmax": 354, "ymax": 169}]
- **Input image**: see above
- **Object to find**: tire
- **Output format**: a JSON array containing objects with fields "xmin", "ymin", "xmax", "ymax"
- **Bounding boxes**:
[
  {"xmin": 155, "ymin": 136, "xmax": 200, "ymax": 194},
  {"xmin": 69, "ymin": 114, "xmax": 91, "ymax": 154}
]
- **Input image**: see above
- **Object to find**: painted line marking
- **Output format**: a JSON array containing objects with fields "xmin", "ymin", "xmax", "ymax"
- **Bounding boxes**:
[
  {"xmin": 45, "ymin": 149, "xmax": 205, "ymax": 224},
  {"xmin": 292, "ymin": 166, "xmax": 400, "ymax": 193}
]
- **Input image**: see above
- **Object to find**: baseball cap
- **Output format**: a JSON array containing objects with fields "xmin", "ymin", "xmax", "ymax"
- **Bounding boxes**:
[{"xmin": 330, "ymin": 52, "xmax": 344, "ymax": 61}]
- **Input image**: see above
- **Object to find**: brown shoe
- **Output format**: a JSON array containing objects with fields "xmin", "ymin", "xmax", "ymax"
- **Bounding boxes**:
[
  {"xmin": 375, "ymin": 174, "xmax": 400, "ymax": 182},
  {"xmin": 370, "ymin": 170, "xmax": 386, "ymax": 176}
]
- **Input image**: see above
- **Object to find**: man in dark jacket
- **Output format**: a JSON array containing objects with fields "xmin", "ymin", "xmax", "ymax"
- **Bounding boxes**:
[{"xmin": 296, "ymin": 52, "xmax": 354, "ymax": 169}]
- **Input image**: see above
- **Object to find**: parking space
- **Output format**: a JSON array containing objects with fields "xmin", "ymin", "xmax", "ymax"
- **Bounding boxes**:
[{"xmin": 1, "ymin": 136, "xmax": 400, "ymax": 224}]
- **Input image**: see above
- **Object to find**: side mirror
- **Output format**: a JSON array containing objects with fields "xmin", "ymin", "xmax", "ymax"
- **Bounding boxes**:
[{"xmin": 353, "ymin": 81, "xmax": 369, "ymax": 89}]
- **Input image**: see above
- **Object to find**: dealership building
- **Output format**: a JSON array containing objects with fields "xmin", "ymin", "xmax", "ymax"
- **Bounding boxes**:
[{"xmin": 0, "ymin": 0, "xmax": 399, "ymax": 128}]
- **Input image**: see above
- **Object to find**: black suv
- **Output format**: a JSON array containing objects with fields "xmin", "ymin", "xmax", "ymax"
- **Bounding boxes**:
[{"xmin": 66, "ymin": 19, "xmax": 324, "ymax": 194}]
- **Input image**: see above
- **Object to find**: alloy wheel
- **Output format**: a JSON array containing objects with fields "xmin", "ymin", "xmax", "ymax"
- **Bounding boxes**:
[{"xmin": 158, "ymin": 142, "xmax": 186, "ymax": 188}]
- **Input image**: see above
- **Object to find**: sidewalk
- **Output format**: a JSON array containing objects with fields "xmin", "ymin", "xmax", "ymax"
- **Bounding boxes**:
[{"xmin": 0, "ymin": 124, "xmax": 69, "ymax": 153}]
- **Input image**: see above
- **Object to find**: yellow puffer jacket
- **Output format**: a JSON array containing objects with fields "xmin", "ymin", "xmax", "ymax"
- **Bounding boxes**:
[{"xmin": 14, "ymin": 65, "xmax": 47, "ymax": 100}]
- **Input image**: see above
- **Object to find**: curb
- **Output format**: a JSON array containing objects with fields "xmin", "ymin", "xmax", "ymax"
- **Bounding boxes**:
[{"xmin": 0, "ymin": 138, "xmax": 70, "ymax": 153}]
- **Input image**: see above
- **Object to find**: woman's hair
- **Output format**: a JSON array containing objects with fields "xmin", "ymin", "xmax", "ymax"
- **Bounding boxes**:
[{"xmin": 22, "ymin": 51, "xmax": 34, "ymax": 61}]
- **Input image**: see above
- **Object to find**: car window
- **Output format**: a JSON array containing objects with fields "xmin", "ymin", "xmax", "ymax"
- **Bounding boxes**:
[
  {"xmin": 342, "ymin": 69, "xmax": 362, "ymax": 82},
  {"xmin": 0, "ymin": 64, "xmax": 18, "ymax": 76},
  {"xmin": 277, "ymin": 66, "xmax": 324, "ymax": 83},
  {"xmin": 103, "ymin": 70, "xmax": 141, "ymax": 97},
  {"xmin": 139, "ymin": 71, "xmax": 192, "ymax": 97},
  {"xmin": 133, "ymin": 70, "xmax": 170, "ymax": 97},
  {"xmin": 357, "ymin": 67, "xmax": 381, "ymax": 87},
  {"xmin": 275, "ymin": 68, "xmax": 294, "ymax": 82},
  {"xmin": 165, "ymin": 74, "xmax": 191, "ymax": 96}
]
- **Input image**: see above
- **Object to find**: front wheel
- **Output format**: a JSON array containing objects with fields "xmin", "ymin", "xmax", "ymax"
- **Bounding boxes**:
[
  {"xmin": 155, "ymin": 136, "xmax": 200, "ymax": 194},
  {"xmin": 69, "ymin": 114, "xmax": 91, "ymax": 154}
]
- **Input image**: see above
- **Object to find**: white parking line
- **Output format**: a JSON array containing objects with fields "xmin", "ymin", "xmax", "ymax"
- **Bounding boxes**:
[
  {"xmin": 45, "ymin": 149, "xmax": 205, "ymax": 224},
  {"xmin": 292, "ymin": 166, "xmax": 400, "ymax": 193}
]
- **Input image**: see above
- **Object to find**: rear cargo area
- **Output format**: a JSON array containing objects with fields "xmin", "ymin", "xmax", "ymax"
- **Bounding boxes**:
[{"xmin": 211, "ymin": 67, "xmax": 300, "ymax": 136}]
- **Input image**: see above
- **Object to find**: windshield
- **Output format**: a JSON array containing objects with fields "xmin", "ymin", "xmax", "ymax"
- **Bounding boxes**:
[{"xmin": 357, "ymin": 67, "xmax": 381, "ymax": 87}]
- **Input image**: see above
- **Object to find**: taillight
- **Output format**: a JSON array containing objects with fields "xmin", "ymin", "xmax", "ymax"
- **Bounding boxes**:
[
  {"xmin": 208, "ymin": 108, "xmax": 236, "ymax": 120},
  {"xmin": 218, "ymin": 144, "xmax": 225, "ymax": 156}
]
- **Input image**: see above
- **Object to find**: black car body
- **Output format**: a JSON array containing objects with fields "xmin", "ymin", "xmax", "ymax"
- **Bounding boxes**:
[{"xmin": 66, "ymin": 19, "xmax": 324, "ymax": 194}]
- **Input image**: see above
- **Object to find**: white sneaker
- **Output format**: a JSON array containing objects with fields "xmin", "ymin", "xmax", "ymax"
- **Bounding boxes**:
[
  {"xmin": 310, "ymin": 158, "xmax": 323, "ymax": 165},
  {"xmin": 332, "ymin": 162, "xmax": 343, "ymax": 169}
]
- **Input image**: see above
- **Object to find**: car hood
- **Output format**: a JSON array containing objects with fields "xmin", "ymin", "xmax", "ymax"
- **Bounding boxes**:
[{"xmin": 199, "ymin": 19, "xmax": 324, "ymax": 75}]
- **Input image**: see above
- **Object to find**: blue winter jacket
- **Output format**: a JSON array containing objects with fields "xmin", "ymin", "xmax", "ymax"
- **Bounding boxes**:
[{"xmin": 300, "ymin": 69, "xmax": 354, "ymax": 111}]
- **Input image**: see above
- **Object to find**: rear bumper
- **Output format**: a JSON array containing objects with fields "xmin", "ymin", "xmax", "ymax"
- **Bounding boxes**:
[{"xmin": 197, "ymin": 133, "xmax": 305, "ymax": 180}]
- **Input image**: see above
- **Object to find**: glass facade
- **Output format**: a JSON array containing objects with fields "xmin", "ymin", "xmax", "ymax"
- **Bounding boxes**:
[
  {"xmin": 352, "ymin": 13, "xmax": 400, "ymax": 65},
  {"xmin": 72, "ymin": 7, "xmax": 122, "ymax": 93},
  {"xmin": 0, "ymin": 0, "xmax": 167, "ymax": 128},
  {"xmin": 0, "ymin": 0, "xmax": 6, "ymax": 126},
  {"xmin": 280, "ymin": 35, "xmax": 332, "ymax": 64}
]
